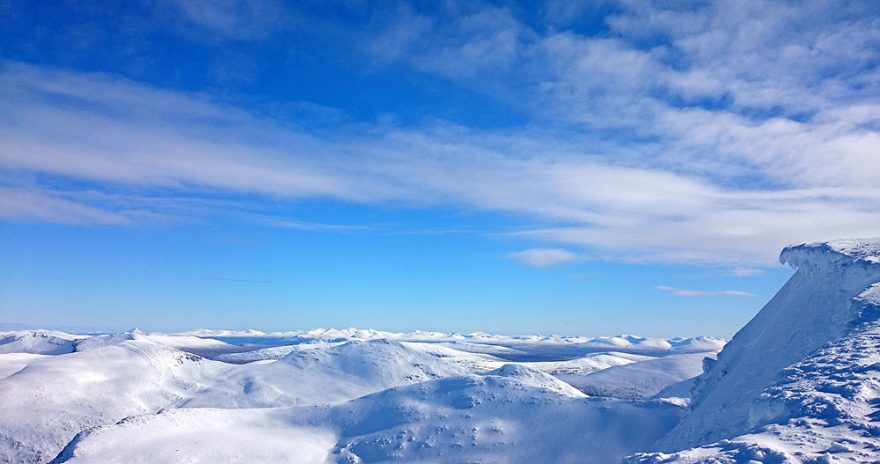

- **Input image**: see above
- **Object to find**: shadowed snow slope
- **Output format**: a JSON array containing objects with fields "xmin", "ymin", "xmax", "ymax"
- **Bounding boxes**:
[{"xmin": 630, "ymin": 238, "xmax": 880, "ymax": 463}]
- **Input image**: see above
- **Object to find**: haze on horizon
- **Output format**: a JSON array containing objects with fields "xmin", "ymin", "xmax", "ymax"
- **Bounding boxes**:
[{"xmin": 1, "ymin": 0, "xmax": 878, "ymax": 337}]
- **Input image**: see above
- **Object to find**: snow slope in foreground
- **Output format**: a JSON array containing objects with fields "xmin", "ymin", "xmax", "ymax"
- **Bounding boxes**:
[
  {"xmin": 0, "ymin": 339, "xmax": 475, "ymax": 463},
  {"xmin": 631, "ymin": 238, "xmax": 880, "ymax": 463},
  {"xmin": 55, "ymin": 366, "xmax": 684, "ymax": 464},
  {"xmin": 52, "ymin": 409, "xmax": 336, "ymax": 464},
  {"xmin": 0, "ymin": 341, "xmax": 226, "ymax": 464}
]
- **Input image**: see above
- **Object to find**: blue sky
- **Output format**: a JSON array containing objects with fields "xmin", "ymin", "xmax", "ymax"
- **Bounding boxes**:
[{"xmin": 1, "ymin": 0, "xmax": 878, "ymax": 337}]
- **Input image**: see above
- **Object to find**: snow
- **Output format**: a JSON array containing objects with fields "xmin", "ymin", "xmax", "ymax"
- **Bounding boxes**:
[
  {"xmin": 0, "ymin": 341, "xmax": 228, "ymax": 464},
  {"xmin": 54, "ymin": 373, "xmax": 683, "ymax": 464},
  {"xmin": 568, "ymin": 352, "xmax": 712, "ymax": 400},
  {"xmin": 484, "ymin": 363, "xmax": 587, "ymax": 398},
  {"xmin": 0, "ymin": 352, "xmax": 47, "ymax": 379},
  {"xmin": 75, "ymin": 330, "xmax": 236, "ymax": 356},
  {"xmin": 656, "ymin": 238, "xmax": 880, "ymax": 452},
  {"xmin": 517, "ymin": 352, "xmax": 651, "ymax": 376},
  {"xmin": 183, "ymin": 327, "xmax": 725, "ymax": 358},
  {"xmin": 629, "ymin": 319, "xmax": 880, "ymax": 463},
  {"xmin": 306, "ymin": 373, "xmax": 683, "ymax": 463},
  {"xmin": 397, "ymin": 341, "xmax": 509, "ymax": 371},
  {"xmin": 0, "ymin": 330, "xmax": 81, "ymax": 354},
  {"xmin": 53, "ymin": 408, "xmax": 336, "ymax": 464},
  {"xmin": 803, "ymin": 238, "xmax": 880, "ymax": 265},
  {"xmin": 0, "ymin": 327, "xmax": 718, "ymax": 463},
  {"xmin": 181, "ymin": 339, "xmax": 470, "ymax": 408},
  {"xmin": 633, "ymin": 238, "xmax": 880, "ymax": 463},
  {"xmin": 7, "ymin": 238, "xmax": 879, "ymax": 464},
  {"xmin": 214, "ymin": 343, "xmax": 315, "ymax": 363},
  {"xmin": 400, "ymin": 341, "xmax": 647, "ymax": 377}
]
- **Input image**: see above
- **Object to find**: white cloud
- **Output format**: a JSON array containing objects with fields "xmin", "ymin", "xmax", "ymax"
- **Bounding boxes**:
[
  {"xmin": 728, "ymin": 268, "xmax": 764, "ymax": 278},
  {"xmin": 169, "ymin": 0, "xmax": 286, "ymax": 41},
  {"xmin": 2, "ymin": 0, "xmax": 880, "ymax": 269},
  {"xmin": 507, "ymin": 249, "xmax": 580, "ymax": 268},
  {"xmin": 2, "ymin": 62, "xmax": 879, "ymax": 264},
  {"xmin": 367, "ymin": 3, "xmax": 433, "ymax": 62},
  {"xmin": 368, "ymin": 3, "xmax": 528, "ymax": 79},
  {"xmin": 361, "ymin": 1, "xmax": 880, "ymax": 194},
  {"xmin": 0, "ymin": 187, "xmax": 132, "ymax": 225},
  {"xmin": 655, "ymin": 286, "xmax": 756, "ymax": 298}
]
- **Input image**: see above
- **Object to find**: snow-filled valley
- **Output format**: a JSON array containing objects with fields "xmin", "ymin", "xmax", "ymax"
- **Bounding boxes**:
[{"xmin": 2, "ymin": 239, "xmax": 879, "ymax": 463}]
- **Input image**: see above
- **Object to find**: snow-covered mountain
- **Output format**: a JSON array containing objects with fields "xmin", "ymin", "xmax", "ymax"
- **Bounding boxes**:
[
  {"xmin": 569, "ymin": 352, "xmax": 713, "ymax": 400},
  {"xmin": 0, "ymin": 326, "xmax": 719, "ymax": 463},
  {"xmin": 181, "ymin": 339, "xmax": 470, "ymax": 408},
  {"xmin": 53, "ymin": 368, "xmax": 684, "ymax": 464},
  {"xmin": 0, "ymin": 330, "xmax": 81, "ymax": 355},
  {"xmin": 4, "ymin": 238, "xmax": 878, "ymax": 463},
  {"xmin": 630, "ymin": 238, "xmax": 880, "ymax": 463},
  {"xmin": 0, "ymin": 340, "xmax": 225, "ymax": 464}
]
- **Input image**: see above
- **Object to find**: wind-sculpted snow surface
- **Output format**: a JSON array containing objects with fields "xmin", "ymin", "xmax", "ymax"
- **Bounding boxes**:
[{"xmin": 631, "ymin": 238, "xmax": 880, "ymax": 463}]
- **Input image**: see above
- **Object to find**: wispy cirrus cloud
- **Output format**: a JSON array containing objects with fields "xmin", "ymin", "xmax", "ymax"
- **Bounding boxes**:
[
  {"xmin": 727, "ymin": 268, "xmax": 764, "ymax": 278},
  {"xmin": 655, "ymin": 286, "xmax": 756, "ymax": 298},
  {"xmin": 1, "ymin": 60, "xmax": 878, "ymax": 265},
  {"xmin": 0, "ymin": 186, "xmax": 132, "ymax": 226},
  {"xmin": 1, "ymin": 0, "xmax": 879, "ymax": 266},
  {"xmin": 507, "ymin": 248, "xmax": 581, "ymax": 268},
  {"xmin": 366, "ymin": 0, "xmax": 880, "ymax": 190},
  {"xmin": 168, "ymin": 0, "xmax": 288, "ymax": 42}
]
